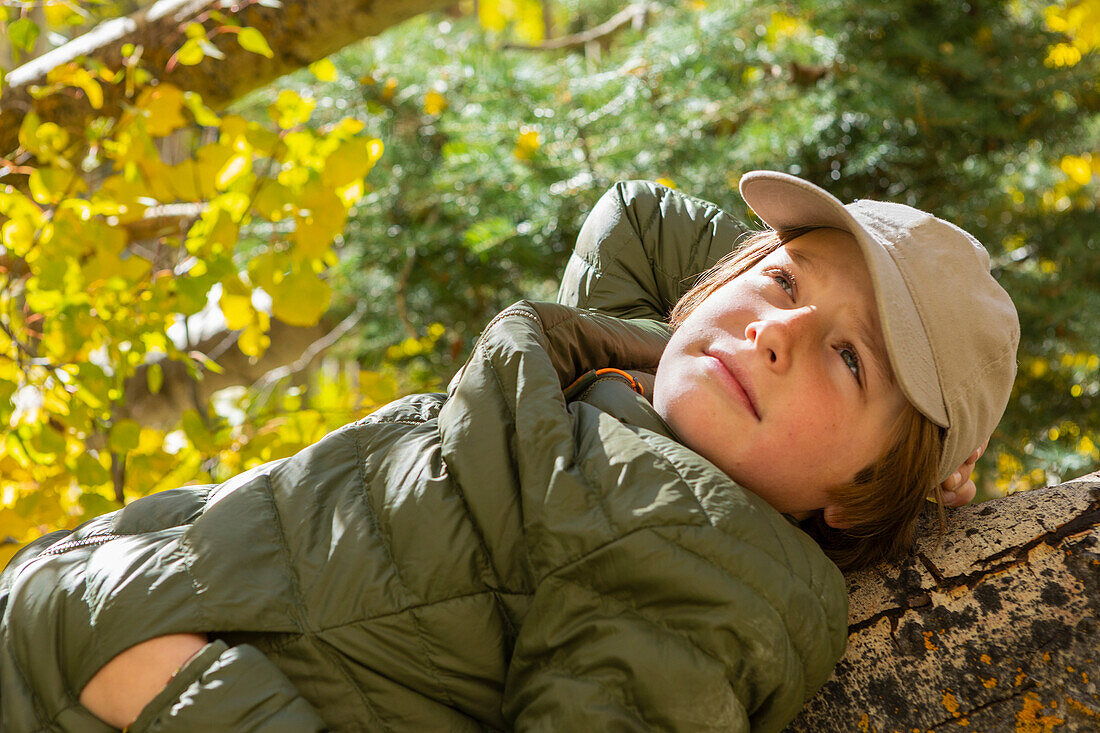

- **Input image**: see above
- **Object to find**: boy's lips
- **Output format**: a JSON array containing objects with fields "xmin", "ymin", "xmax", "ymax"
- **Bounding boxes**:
[{"xmin": 703, "ymin": 350, "xmax": 761, "ymax": 421}]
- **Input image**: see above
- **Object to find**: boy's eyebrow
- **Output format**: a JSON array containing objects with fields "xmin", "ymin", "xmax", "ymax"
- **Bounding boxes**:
[{"xmin": 787, "ymin": 248, "xmax": 820, "ymax": 277}]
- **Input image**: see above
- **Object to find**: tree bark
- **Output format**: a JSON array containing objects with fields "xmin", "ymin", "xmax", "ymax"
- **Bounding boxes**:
[
  {"xmin": 0, "ymin": 0, "xmax": 455, "ymax": 155},
  {"xmin": 787, "ymin": 471, "xmax": 1100, "ymax": 731}
]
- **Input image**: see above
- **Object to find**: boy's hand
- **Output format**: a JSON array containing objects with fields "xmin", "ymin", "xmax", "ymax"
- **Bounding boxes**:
[{"xmin": 940, "ymin": 442, "xmax": 987, "ymax": 507}]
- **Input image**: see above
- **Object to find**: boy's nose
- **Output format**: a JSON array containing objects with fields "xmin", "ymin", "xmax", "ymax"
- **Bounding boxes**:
[{"xmin": 746, "ymin": 308, "xmax": 816, "ymax": 373}]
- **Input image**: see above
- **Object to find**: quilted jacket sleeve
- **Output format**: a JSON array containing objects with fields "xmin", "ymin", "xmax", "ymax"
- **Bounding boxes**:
[
  {"xmin": 557, "ymin": 180, "xmax": 749, "ymax": 320},
  {"xmin": 128, "ymin": 640, "xmax": 328, "ymax": 732}
]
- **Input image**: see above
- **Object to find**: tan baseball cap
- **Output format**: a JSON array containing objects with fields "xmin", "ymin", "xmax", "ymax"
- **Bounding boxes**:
[{"xmin": 738, "ymin": 170, "xmax": 1020, "ymax": 483}]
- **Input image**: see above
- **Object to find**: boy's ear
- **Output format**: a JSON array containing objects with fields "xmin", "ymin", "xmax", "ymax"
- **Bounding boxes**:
[{"xmin": 822, "ymin": 504, "xmax": 853, "ymax": 530}]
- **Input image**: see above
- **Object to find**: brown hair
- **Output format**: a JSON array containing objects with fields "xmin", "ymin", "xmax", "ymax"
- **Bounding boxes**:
[{"xmin": 668, "ymin": 229, "xmax": 945, "ymax": 572}]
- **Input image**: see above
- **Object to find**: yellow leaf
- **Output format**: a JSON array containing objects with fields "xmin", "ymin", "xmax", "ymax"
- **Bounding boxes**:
[
  {"xmin": 322, "ymin": 137, "xmax": 384, "ymax": 188},
  {"xmin": 252, "ymin": 180, "xmax": 294, "ymax": 221},
  {"xmin": 239, "ymin": 311, "xmax": 271, "ymax": 358},
  {"xmin": 310, "ymin": 58, "xmax": 338, "ymax": 82},
  {"xmin": 514, "ymin": 0, "xmax": 545, "ymax": 44},
  {"xmin": 1060, "ymin": 155, "xmax": 1092, "ymax": 186},
  {"xmin": 237, "ymin": 27, "xmax": 274, "ymax": 58},
  {"xmin": 220, "ymin": 277, "xmax": 254, "ymax": 330},
  {"xmin": 176, "ymin": 37, "xmax": 205, "ymax": 66},
  {"xmin": 381, "ymin": 78, "xmax": 398, "ymax": 103},
  {"xmin": 291, "ymin": 214, "xmax": 336, "ymax": 258},
  {"xmin": 424, "ymin": 89, "xmax": 448, "ymax": 115},
  {"xmin": 478, "ymin": 0, "xmax": 508, "ymax": 32},
  {"xmin": 109, "ymin": 420, "xmax": 142, "ymax": 452},
  {"xmin": 268, "ymin": 90, "xmax": 316, "ymax": 130},
  {"xmin": 216, "ymin": 153, "xmax": 251, "ymax": 190},
  {"xmin": 221, "ymin": 294, "xmax": 253, "ymax": 330},
  {"xmin": 20, "ymin": 117, "xmax": 69, "ymax": 163},
  {"xmin": 183, "ymin": 91, "xmax": 221, "ymax": 127},
  {"xmin": 29, "ymin": 166, "xmax": 86, "ymax": 205},
  {"xmin": 147, "ymin": 362, "xmax": 164, "ymax": 395},
  {"xmin": 271, "ymin": 270, "xmax": 331, "ymax": 326},
  {"xmin": 2, "ymin": 219, "xmax": 35, "ymax": 257},
  {"xmin": 136, "ymin": 84, "xmax": 188, "ymax": 137},
  {"xmin": 655, "ymin": 177, "xmax": 678, "ymax": 189},
  {"xmin": 513, "ymin": 129, "xmax": 540, "ymax": 160},
  {"xmin": 74, "ymin": 452, "xmax": 110, "ymax": 487},
  {"xmin": 194, "ymin": 143, "xmax": 236, "ymax": 199},
  {"xmin": 44, "ymin": 1, "xmax": 82, "ymax": 28},
  {"xmin": 47, "ymin": 64, "xmax": 103, "ymax": 110}
]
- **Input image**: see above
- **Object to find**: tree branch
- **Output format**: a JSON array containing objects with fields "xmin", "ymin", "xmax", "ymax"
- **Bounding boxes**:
[{"xmin": 502, "ymin": 3, "xmax": 655, "ymax": 51}]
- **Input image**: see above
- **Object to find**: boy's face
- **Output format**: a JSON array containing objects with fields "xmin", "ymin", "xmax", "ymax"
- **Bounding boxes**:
[{"xmin": 653, "ymin": 228, "xmax": 907, "ymax": 524}]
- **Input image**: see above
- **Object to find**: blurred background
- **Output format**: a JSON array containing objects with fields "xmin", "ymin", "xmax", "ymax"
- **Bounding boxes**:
[{"xmin": 1, "ymin": 0, "xmax": 1097, "ymax": 558}]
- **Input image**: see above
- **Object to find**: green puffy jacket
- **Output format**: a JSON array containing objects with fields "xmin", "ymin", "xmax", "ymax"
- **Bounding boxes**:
[{"xmin": 0, "ymin": 181, "xmax": 847, "ymax": 732}]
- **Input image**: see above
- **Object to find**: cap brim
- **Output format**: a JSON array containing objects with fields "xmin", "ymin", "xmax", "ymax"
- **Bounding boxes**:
[{"xmin": 739, "ymin": 170, "xmax": 948, "ymax": 427}]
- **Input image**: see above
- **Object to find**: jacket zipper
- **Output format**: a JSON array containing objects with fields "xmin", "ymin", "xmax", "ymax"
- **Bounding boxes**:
[{"xmin": 38, "ymin": 533, "xmax": 127, "ymax": 557}]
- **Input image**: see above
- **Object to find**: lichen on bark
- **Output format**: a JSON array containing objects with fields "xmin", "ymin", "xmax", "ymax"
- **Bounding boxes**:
[{"xmin": 787, "ymin": 471, "xmax": 1100, "ymax": 731}]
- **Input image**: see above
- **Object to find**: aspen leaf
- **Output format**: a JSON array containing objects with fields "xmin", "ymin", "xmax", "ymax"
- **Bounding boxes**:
[
  {"xmin": 514, "ymin": 0, "xmax": 545, "ymax": 44},
  {"xmin": 147, "ymin": 362, "xmax": 164, "ymax": 395},
  {"xmin": 181, "ymin": 410, "xmax": 216, "ymax": 454},
  {"xmin": 29, "ymin": 167, "xmax": 86, "ymax": 205},
  {"xmin": 176, "ymin": 38, "xmax": 205, "ymax": 66},
  {"xmin": 239, "ymin": 312, "xmax": 271, "ymax": 358},
  {"xmin": 8, "ymin": 17, "xmax": 40, "ymax": 53},
  {"xmin": 322, "ymin": 138, "xmax": 384, "ymax": 187},
  {"xmin": 219, "ymin": 277, "xmax": 253, "ymax": 330},
  {"xmin": 1060, "ymin": 155, "xmax": 1092, "ymax": 186},
  {"xmin": 183, "ymin": 91, "xmax": 221, "ymax": 127},
  {"xmin": 73, "ymin": 452, "xmax": 110, "ymax": 487},
  {"xmin": 252, "ymin": 181, "xmax": 294, "ymax": 220},
  {"xmin": 44, "ymin": 1, "xmax": 82, "ymax": 29},
  {"xmin": 237, "ymin": 27, "xmax": 274, "ymax": 58},
  {"xmin": 244, "ymin": 124, "xmax": 280, "ymax": 152},
  {"xmin": 215, "ymin": 153, "xmax": 251, "ymax": 190},
  {"xmin": 47, "ymin": 65, "xmax": 103, "ymax": 109},
  {"xmin": 310, "ymin": 58, "xmax": 338, "ymax": 81},
  {"xmin": 291, "ymin": 214, "xmax": 340, "ymax": 258},
  {"xmin": 136, "ymin": 84, "xmax": 188, "ymax": 137},
  {"xmin": 513, "ymin": 129, "xmax": 540, "ymax": 160},
  {"xmin": 2, "ymin": 219, "xmax": 35, "ymax": 257},
  {"xmin": 21, "ymin": 119, "xmax": 69, "ymax": 163},
  {"xmin": 478, "ymin": 0, "xmax": 507, "ymax": 32},
  {"xmin": 424, "ymin": 89, "xmax": 448, "ymax": 115},
  {"xmin": 268, "ymin": 90, "xmax": 316, "ymax": 129},
  {"xmin": 109, "ymin": 420, "xmax": 142, "ymax": 452},
  {"xmin": 271, "ymin": 270, "xmax": 331, "ymax": 326},
  {"xmin": 29, "ymin": 423, "xmax": 66, "ymax": 457}
]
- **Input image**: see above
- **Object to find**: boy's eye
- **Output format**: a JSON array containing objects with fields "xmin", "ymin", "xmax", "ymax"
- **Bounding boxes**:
[
  {"xmin": 839, "ymin": 344, "xmax": 861, "ymax": 381},
  {"xmin": 770, "ymin": 268, "xmax": 795, "ymax": 298}
]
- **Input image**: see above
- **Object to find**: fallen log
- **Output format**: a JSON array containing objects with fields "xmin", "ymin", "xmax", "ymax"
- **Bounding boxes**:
[{"xmin": 787, "ymin": 470, "xmax": 1100, "ymax": 731}]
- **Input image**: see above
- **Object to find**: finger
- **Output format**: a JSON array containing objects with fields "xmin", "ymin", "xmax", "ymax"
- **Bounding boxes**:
[
  {"xmin": 942, "ymin": 468, "xmax": 970, "ymax": 491},
  {"xmin": 949, "ymin": 479, "xmax": 977, "ymax": 506}
]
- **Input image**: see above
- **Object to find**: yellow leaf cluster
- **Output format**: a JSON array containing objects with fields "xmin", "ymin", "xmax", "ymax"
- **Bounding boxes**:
[
  {"xmin": 2, "ymin": 45, "xmax": 391, "ymax": 550},
  {"xmin": 477, "ymin": 0, "xmax": 545, "ymax": 44},
  {"xmin": 513, "ymin": 128, "xmax": 541, "ymax": 160},
  {"xmin": 1044, "ymin": 1, "xmax": 1100, "ymax": 67}
]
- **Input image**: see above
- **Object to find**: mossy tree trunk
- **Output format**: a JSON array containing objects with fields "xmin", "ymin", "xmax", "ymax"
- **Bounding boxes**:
[{"xmin": 787, "ymin": 472, "xmax": 1100, "ymax": 731}]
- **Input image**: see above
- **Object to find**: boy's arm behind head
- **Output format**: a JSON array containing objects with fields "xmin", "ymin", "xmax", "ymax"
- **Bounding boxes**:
[{"xmin": 558, "ymin": 181, "xmax": 748, "ymax": 321}]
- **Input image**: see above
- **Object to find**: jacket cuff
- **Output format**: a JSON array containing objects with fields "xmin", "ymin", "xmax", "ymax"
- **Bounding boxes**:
[{"xmin": 128, "ymin": 640, "xmax": 328, "ymax": 732}]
